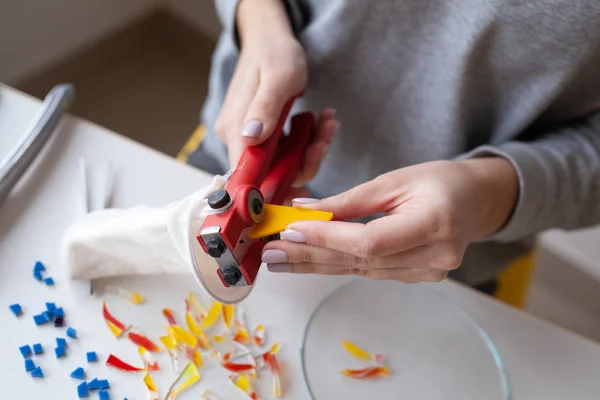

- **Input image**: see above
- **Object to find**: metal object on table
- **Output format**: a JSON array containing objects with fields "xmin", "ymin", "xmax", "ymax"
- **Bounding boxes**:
[
  {"xmin": 79, "ymin": 158, "xmax": 114, "ymax": 294},
  {"xmin": 0, "ymin": 83, "xmax": 75, "ymax": 206}
]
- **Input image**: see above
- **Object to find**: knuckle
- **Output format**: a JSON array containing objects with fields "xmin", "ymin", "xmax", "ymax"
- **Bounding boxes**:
[
  {"xmin": 355, "ymin": 236, "xmax": 378, "ymax": 259},
  {"xmin": 427, "ymin": 271, "xmax": 448, "ymax": 282},
  {"xmin": 277, "ymin": 66, "xmax": 301, "ymax": 83},
  {"xmin": 444, "ymin": 252, "xmax": 463, "ymax": 271},
  {"xmin": 313, "ymin": 227, "xmax": 328, "ymax": 248},
  {"xmin": 298, "ymin": 264, "xmax": 315, "ymax": 274},
  {"xmin": 365, "ymin": 269, "xmax": 389, "ymax": 281},
  {"xmin": 214, "ymin": 116, "xmax": 228, "ymax": 140},
  {"xmin": 397, "ymin": 274, "xmax": 420, "ymax": 284},
  {"xmin": 346, "ymin": 267, "xmax": 368, "ymax": 277},
  {"xmin": 295, "ymin": 246, "xmax": 315, "ymax": 264},
  {"xmin": 338, "ymin": 251, "xmax": 360, "ymax": 267},
  {"xmin": 428, "ymin": 205, "xmax": 460, "ymax": 241},
  {"xmin": 252, "ymin": 99, "xmax": 277, "ymax": 115},
  {"xmin": 431, "ymin": 244, "xmax": 463, "ymax": 270}
]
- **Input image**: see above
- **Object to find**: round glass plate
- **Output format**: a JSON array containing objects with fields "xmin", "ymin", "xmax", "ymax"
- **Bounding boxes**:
[{"xmin": 301, "ymin": 279, "xmax": 510, "ymax": 400}]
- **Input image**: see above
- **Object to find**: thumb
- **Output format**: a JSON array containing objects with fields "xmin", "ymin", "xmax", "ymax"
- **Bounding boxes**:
[
  {"xmin": 241, "ymin": 80, "xmax": 297, "ymax": 145},
  {"xmin": 292, "ymin": 177, "xmax": 392, "ymax": 221}
]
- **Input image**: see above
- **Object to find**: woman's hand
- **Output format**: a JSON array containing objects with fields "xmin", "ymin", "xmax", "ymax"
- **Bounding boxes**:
[
  {"xmin": 261, "ymin": 158, "xmax": 519, "ymax": 283},
  {"xmin": 216, "ymin": 0, "xmax": 338, "ymax": 188}
]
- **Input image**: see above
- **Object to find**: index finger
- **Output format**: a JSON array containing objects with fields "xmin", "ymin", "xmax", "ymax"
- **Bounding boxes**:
[{"xmin": 286, "ymin": 211, "xmax": 437, "ymax": 258}]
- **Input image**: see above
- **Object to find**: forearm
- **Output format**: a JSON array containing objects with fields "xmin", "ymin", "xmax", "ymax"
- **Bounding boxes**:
[
  {"xmin": 457, "ymin": 157, "xmax": 519, "ymax": 239},
  {"xmin": 237, "ymin": 0, "xmax": 296, "ymax": 46},
  {"xmin": 462, "ymin": 112, "xmax": 600, "ymax": 242}
]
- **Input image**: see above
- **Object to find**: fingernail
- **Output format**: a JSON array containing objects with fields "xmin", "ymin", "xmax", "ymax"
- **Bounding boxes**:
[
  {"xmin": 242, "ymin": 120, "xmax": 263, "ymax": 137},
  {"xmin": 262, "ymin": 249, "xmax": 289, "ymax": 264},
  {"xmin": 268, "ymin": 263, "xmax": 294, "ymax": 273},
  {"xmin": 281, "ymin": 229, "xmax": 307, "ymax": 243},
  {"xmin": 292, "ymin": 198, "xmax": 319, "ymax": 204}
]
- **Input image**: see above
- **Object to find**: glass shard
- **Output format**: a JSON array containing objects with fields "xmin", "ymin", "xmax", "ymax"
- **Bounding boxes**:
[
  {"xmin": 128, "ymin": 330, "xmax": 162, "ymax": 353},
  {"xmin": 102, "ymin": 301, "xmax": 128, "ymax": 338},
  {"xmin": 166, "ymin": 362, "xmax": 201, "ymax": 400},
  {"xmin": 106, "ymin": 354, "xmax": 144, "ymax": 372}
]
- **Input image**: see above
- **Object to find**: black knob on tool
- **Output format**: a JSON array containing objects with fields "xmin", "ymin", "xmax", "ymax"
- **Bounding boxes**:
[
  {"xmin": 222, "ymin": 267, "xmax": 242, "ymax": 286},
  {"xmin": 208, "ymin": 189, "xmax": 231, "ymax": 209},
  {"xmin": 206, "ymin": 239, "xmax": 226, "ymax": 258}
]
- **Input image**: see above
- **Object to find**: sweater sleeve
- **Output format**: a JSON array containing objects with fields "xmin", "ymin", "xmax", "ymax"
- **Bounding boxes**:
[
  {"xmin": 215, "ymin": 0, "xmax": 308, "ymax": 49},
  {"xmin": 460, "ymin": 112, "xmax": 600, "ymax": 242}
]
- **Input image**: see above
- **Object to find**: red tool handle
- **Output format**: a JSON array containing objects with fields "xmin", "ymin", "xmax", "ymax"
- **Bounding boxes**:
[
  {"xmin": 198, "ymin": 95, "xmax": 315, "ymax": 288},
  {"xmin": 260, "ymin": 112, "xmax": 315, "ymax": 204},
  {"xmin": 235, "ymin": 112, "xmax": 315, "ymax": 285},
  {"xmin": 226, "ymin": 99, "xmax": 296, "ymax": 194}
]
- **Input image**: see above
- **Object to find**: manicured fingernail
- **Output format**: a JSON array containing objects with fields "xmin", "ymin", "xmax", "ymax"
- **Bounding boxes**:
[
  {"xmin": 268, "ymin": 263, "xmax": 294, "ymax": 273},
  {"xmin": 262, "ymin": 249, "xmax": 289, "ymax": 264},
  {"xmin": 292, "ymin": 198, "xmax": 319, "ymax": 204},
  {"xmin": 281, "ymin": 229, "xmax": 307, "ymax": 243},
  {"xmin": 242, "ymin": 120, "xmax": 263, "ymax": 137}
]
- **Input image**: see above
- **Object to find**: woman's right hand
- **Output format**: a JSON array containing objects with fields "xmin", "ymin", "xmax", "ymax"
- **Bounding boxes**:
[{"xmin": 216, "ymin": 0, "xmax": 339, "ymax": 182}]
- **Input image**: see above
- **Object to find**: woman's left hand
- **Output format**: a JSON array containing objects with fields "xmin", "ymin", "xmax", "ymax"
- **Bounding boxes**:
[{"xmin": 262, "ymin": 158, "xmax": 519, "ymax": 283}]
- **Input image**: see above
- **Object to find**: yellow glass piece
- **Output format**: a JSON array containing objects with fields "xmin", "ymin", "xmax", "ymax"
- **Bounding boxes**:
[
  {"xmin": 106, "ymin": 321, "xmax": 125, "ymax": 338},
  {"xmin": 139, "ymin": 346, "xmax": 159, "ymax": 370},
  {"xmin": 248, "ymin": 204, "xmax": 333, "ymax": 239},
  {"xmin": 160, "ymin": 334, "xmax": 177, "ymax": 350},
  {"xmin": 143, "ymin": 373, "xmax": 159, "ymax": 400},
  {"xmin": 197, "ymin": 331, "xmax": 213, "ymax": 351},
  {"xmin": 222, "ymin": 305, "xmax": 235, "ymax": 330},
  {"xmin": 233, "ymin": 328, "xmax": 250, "ymax": 344},
  {"xmin": 231, "ymin": 373, "xmax": 251, "ymax": 392},
  {"xmin": 340, "ymin": 366, "xmax": 391, "ymax": 378},
  {"xmin": 253, "ymin": 324, "xmax": 265, "ymax": 345},
  {"xmin": 170, "ymin": 326, "xmax": 198, "ymax": 348},
  {"xmin": 188, "ymin": 293, "xmax": 208, "ymax": 319},
  {"xmin": 186, "ymin": 312, "xmax": 202, "ymax": 336},
  {"xmin": 230, "ymin": 374, "xmax": 259, "ymax": 399},
  {"xmin": 127, "ymin": 291, "xmax": 144, "ymax": 305},
  {"xmin": 213, "ymin": 335, "xmax": 226, "ymax": 343},
  {"xmin": 166, "ymin": 362, "xmax": 201, "ymax": 400},
  {"xmin": 270, "ymin": 342, "xmax": 280, "ymax": 355},
  {"xmin": 273, "ymin": 375, "xmax": 282, "ymax": 397},
  {"xmin": 192, "ymin": 349, "xmax": 204, "ymax": 367},
  {"xmin": 201, "ymin": 302, "xmax": 223, "ymax": 329},
  {"xmin": 341, "ymin": 339, "xmax": 372, "ymax": 361},
  {"xmin": 104, "ymin": 286, "xmax": 144, "ymax": 305}
]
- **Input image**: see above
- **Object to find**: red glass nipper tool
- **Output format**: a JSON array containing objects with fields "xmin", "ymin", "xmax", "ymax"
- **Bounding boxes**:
[{"xmin": 195, "ymin": 96, "xmax": 333, "ymax": 303}]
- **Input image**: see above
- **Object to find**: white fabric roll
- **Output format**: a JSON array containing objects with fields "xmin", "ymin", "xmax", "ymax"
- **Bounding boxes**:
[{"xmin": 63, "ymin": 175, "xmax": 228, "ymax": 280}]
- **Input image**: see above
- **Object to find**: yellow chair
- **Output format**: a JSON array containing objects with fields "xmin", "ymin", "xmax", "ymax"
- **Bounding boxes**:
[
  {"xmin": 176, "ymin": 125, "xmax": 207, "ymax": 163},
  {"xmin": 178, "ymin": 125, "xmax": 536, "ymax": 309},
  {"xmin": 495, "ymin": 250, "xmax": 536, "ymax": 309}
]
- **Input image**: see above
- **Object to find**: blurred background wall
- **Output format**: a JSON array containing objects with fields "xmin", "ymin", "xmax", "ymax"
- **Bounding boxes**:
[
  {"xmin": 0, "ymin": 0, "xmax": 220, "ymax": 155},
  {"xmin": 0, "ymin": 0, "xmax": 220, "ymax": 83}
]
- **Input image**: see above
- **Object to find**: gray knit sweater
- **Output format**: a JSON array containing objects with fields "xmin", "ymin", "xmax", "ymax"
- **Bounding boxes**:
[{"xmin": 194, "ymin": 0, "xmax": 600, "ymax": 285}]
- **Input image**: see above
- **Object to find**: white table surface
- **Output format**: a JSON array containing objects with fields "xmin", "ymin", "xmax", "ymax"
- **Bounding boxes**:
[
  {"xmin": 540, "ymin": 228, "xmax": 600, "ymax": 282},
  {"xmin": 1, "ymin": 84, "xmax": 600, "ymax": 400}
]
